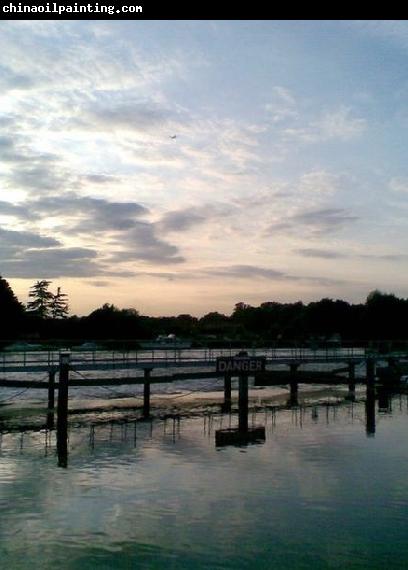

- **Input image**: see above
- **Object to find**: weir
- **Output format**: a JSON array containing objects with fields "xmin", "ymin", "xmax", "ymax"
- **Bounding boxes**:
[
  {"xmin": 1, "ymin": 346, "xmax": 404, "ymax": 464},
  {"xmin": 1, "ymin": 346, "xmax": 406, "ymax": 395}
]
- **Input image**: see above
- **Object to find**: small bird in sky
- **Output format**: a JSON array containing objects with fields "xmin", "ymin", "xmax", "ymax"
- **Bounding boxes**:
[{"xmin": 169, "ymin": 135, "xmax": 177, "ymax": 139}]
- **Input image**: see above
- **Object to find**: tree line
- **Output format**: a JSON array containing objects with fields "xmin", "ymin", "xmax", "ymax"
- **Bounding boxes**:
[{"xmin": 1, "ymin": 274, "xmax": 408, "ymax": 345}]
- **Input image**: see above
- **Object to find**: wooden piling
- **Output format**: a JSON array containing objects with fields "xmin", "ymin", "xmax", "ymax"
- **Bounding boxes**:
[
  {"xmin": 288, "ymin": 363, "xmax": 299, "ymax": 406},
  {"xmin": 346, "ymin": 362, "xmax": 356, "ymax": 401},
  {"xmin": 366, "ymin": 357, "xmax": 376, "ymax": 387},
  {"xmin": 238, "ymin": 374, "xmax": 248, "ymax": 433},
  {"xmin": 365, "ymin": 385, "xmax": 376, "ymax": 436},
  {"xmin": 290, "ymin": 363, "xmax": 299, "ymax": 376},
  {"xmin": 46, "ymin": 370, "xmax": 56, "ymax": 429},
  {"xmin": 57, "ymin": 352, "xmax": 70, "ymax": 467},
  {"xmin": 223, "ymin": 374, "xmax": 232, "ymax": 411},
  {"xmin": 143, "ymin": 368, "xmax": 152, "ymax": 418},
  {"xmin": 288, "ymin": 381, "xmax": 299, "ymax": 407},
  {"xmin": 48, "ymin": 370, "xmax": 55, "ymax": 410},
  {"xmin": 364, "ymin": 356, "xmax": 376, "ymax": 436}
]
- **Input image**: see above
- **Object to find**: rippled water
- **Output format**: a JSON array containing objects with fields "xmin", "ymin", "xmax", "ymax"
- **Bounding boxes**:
[{"xmin": 1, "ymin": 393, "xmax": 408, "ymax": 569}]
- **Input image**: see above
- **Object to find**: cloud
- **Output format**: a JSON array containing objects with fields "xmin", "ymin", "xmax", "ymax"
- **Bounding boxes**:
[
  {"xmin": 283, "ymin": 106, "xmax": 366, "ymax": 143},
  {"xmin": 267, "ymin": 207, "xmax": 359, "ymax": 237},
  {"xmin": 0, "ymin": 21, "xmax": 189, "ymax": 97},
  {"xmin": 389, "ymin": 177, "xmax": 408, "ymax": 193},
  {"xmin": 158, "ymin": 208, "xmax": 208, "ymax": 233},
  {"xmin": 351, "ymin": 21, "xmax": 408, "ymax": 51},
  {"xmin": 29, "ymin": 194, "xmax": 184, "ymax": 264},
  {"xmin": 205, "ymin": 265, "xmax": 286, "ymax": 280},
  {"xmin": 265, "ymin": 86, "xmax": 298, "ymax": 123},
  {"xmin": 0, "ymin": 228, "xmax": 59, "ymax": 248},
  {"xmin": 87, "ymin": 280, "xmax": 111, "ymax": 287},
  {"xmin": 77, "ymin": 98, "xmax": 185, "ymax": 134},
  {"xmin": 99, "ymin": 264, "xmax": 346, "ymax": 288},
  {"xmin": 0, "ymin": 64, "xmax": 34, "ymax": 91},
  {"xmin": 359, "ymin": 253, "xmax": 408, "ymax": 261},
  {"xmin": 0, "ymin": 131, "xmax": 65, "ymax": 196},
  {"xmin": 29, "ymin": 193, "xmax": 149, "ymax": 233},
  {"xmin": 80, "ymin": 174, "xmax": 123, "ymax": 185},
  {"xmin": 296, "ymin": 171, "xmax": 340, "ymax": 197},
  {"xmin": 157, "ymin": 203, "xmax": 233, "ymax": 234},
  {"xmin": 0, "ymin": 188, "xmax": 185, "ymax": 276},
  {"xmin": 295, "ymin": 248, "xmax": 346, "ymax": 259},
  {"xmin": 0, "ymin": 135, "xmax": 33, "ymax": 163},
  {"xmin": 110, "ymin": 221, "xmax": 185, "ymax": 264},
  {"xmin": 0, "ymin": 246, "xmax": 136, "ymax": 279},
  {"xmin": 200, "ymin": 264, "xmax": 345, "ymax": 286},
  {"xmin": 295, "ymin": 248, "xmax": 408, "ymax": 262},
  {"xmin": 0, "ymin": 201, "xmax": 30, "ymax": 218},
  {"xmin": 7, "ymin": 163, "xmax": 65, "ymax": 193}
]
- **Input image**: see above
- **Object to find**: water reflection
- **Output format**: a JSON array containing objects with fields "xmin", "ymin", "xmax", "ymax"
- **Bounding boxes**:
[
  {"xmin": 2, "ymin": 393, "xmax": 408, "ymax": 568},
  {"xmin": 1, "ymin": 388, "xmax": 405, "ymax": 462}
]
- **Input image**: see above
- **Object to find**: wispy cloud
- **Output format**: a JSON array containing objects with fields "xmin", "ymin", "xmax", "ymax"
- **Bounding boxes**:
[
  {"xmin": 283, "ymin": 106, "xmax": 366, "ymax": 143},
  {"xmin": 265, "ymin": 86, "xmax": 298, "ymax": 123}
]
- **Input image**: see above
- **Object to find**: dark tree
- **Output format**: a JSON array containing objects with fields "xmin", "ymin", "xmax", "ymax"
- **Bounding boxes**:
[
  {"xmin": 83, "ymin": 303, "xmax": 145, "ymax": 340},
  {"xmin": 0, "ymin": 276, "xmax": 25, "ymax": 337},
  {"xmin": 27, "ymin": 280, "xmax": 54, "ymax": 318},
  {"xmin": 50, "ymin": 287, "xmax": 69, "ymax": 319},
  {"xmin": 364, "ymin": 290, "xmax": 408, "ymax": 340},
  {"xmin": 199, "ymin": 311, "xmax": 229, "ymax": 329}
]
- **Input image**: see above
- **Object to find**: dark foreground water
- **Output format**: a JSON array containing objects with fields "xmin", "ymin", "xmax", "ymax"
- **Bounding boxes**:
[{"xmin": 1, "ymin": 395, "xmax": 408, "ymax": 569}]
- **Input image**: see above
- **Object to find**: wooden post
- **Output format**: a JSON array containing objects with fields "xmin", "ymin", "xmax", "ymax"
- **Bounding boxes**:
[
  {"xmin": 365, "ymin": 357, "xmax": 376, "ymax": 437},
  {"xmin": 223, "ymin": 374, "xmax": 232, "ymax": 412},
  {"xmin": 289, "ymin": 380, "xmax": 299, "ymax": 406},
  {"xmin": 289, "ymin": 363, "xmax": 299, "ymax": 406},
  {"xmin": 48, "ymin": 370, "xmax": 55, "ymax": 410},
  {"xmin": 366, "ymin": 357, "xmax": 376, "ymax": 389},
  {"xmin": 57, "ymin": 352, "xmax": 70, "ymax": 468},
  {"xmin": 365, "ymin": 385, "xmax": 376, "ymax": 436},
  {"xmin": 46, "ymin": 370, "xmax": 56, "ymax": 429},
  {"xmin": 378, "ymin": 388, "xmax": 391, "ymax": 413},
  {"xmin": 143, "ymin": 368, "xmax": 152, "ymax": 418},
  {"xmin": 290, "ymin": 363, "xmax": 299, "ymax": 376},
  {"xmin": 238, "ymin": 374, "xmax": 248, "ymax": 433},
  {"xmin": 366, "ymin": 357, "xmax": 375, "ymax": 384},
  {"xmin": 347, "ymin": 362, "xmax": 356, "ymax": 401}
]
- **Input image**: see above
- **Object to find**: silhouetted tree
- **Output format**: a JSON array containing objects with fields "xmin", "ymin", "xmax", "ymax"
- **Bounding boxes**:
[
  {"xmin": 364, "ymin": 290, "xmax": 407, "ymax": 339},
  {"xmin": 304, "ymin": 298, "xmax": 352, "ymax": 337},
  {"xmin": 83, "ymin": 303, "xmax": 145, "ymax": 340},
  {"xmin": 0, "ymin": 276, "xmax": 25, "ymax": 338},
  {"xmin": 50, "ymin": 287, "xmax": 69, "ymax": 319},
  {"xmin": 27, "ymin": 280, "xmax": 54, "ymax": 318},
  {"xmin": 198, "ymin": 312, "xmax": 231, "ymax": 336}
]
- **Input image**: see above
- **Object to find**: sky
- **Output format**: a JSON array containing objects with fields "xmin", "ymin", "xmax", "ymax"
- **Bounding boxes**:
[{"xmin": 2, "ymin": 20, "xmax": 408, "ymax": 316}]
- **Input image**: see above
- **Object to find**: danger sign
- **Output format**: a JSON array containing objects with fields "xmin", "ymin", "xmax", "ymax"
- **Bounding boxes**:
[{"xmin": 216, "ymin": 356, "xmax": 266, "ymax": 374}]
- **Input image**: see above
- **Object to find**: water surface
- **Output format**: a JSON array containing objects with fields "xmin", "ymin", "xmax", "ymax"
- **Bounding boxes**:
[{"xmin": 1, "ymin": 396, "xmax": 408, "ymax": 569}]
